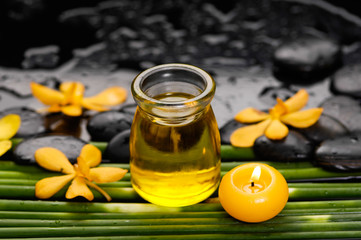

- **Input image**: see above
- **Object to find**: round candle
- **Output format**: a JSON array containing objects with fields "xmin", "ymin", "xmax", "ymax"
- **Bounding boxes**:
[{"xmin": 218, "ymin": 163, "xmax": 289, "ymax": 223}]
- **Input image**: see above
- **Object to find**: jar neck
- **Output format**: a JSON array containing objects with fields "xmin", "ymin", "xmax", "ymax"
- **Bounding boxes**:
[{"xmin": 131, "ymin": 64, "xmax": 216, "ymax": 125}]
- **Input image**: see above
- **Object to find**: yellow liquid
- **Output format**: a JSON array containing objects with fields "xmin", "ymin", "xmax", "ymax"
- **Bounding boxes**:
[{"xmin": 130, "ymin": 92, "xmax": 221, "ymax": 207}]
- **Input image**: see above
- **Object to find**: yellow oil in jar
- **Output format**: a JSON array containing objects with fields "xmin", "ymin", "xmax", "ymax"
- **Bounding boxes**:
[{"xmin": 129, "ymin": 92, "xmax": 221, "ymax": 207}]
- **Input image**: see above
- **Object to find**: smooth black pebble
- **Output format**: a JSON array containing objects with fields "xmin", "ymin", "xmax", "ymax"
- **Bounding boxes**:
[
  {"xmin": 254, "ymin": 130, "xmax": 314, "ymax": 162},
  {"xmin": 219, "ymin": 119, "xmax": 246, "ymax": 145},
  {"xmin": 104, "ymin": 129, "xmax": 131, "ymax": 163},
  {"xmin": 331, "ymin": 63, "xmax": 361, "ymax": 98},
  {"xmin": 319, "ymin": 95, "xmax": 361, "ymax": 132},
  {"xmin": 0, "ymin": 107, "xmax": 46, "ymax": 138},
  {"xmin": 14, "ymin": 135, "xmax": 87, "ymax": 165},
  {"xmin": 296, "ymin": 114, "xmax": 349, "ymax": 144},
  {"xmin": 86, "ymin": 111, "xmax": 133, "ymax": 141},
  {"xmin": 316, "ymin": 133, "xmax": 361, "ymax": 171},
  {"xmin": 273, "ymin": 36, "xmax": 341, "ymax": 82}
]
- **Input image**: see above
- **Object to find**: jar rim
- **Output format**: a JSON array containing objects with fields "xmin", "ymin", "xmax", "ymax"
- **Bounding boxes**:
[{"xmin": 131, "ymin": 63, "xmax": 215, "ymax": 107}]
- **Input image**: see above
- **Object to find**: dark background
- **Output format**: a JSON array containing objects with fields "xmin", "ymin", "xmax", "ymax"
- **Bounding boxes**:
[{"xmin": 0, "ymin": 0, "xmax": 359, "ymax": 68}]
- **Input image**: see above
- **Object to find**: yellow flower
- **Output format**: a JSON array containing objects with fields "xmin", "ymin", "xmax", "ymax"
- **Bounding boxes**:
[
  {"xmin": 0, "ymin": 114, "xmax": 21, "ymax": 157},
  {"xmin": 230, "ymin": 89, "xmax": 323, "ymax": 147},
  {"xmin": 30, "ymin": 81, "xmax": 127, "ymax": 116},
  {"xmin": 35, "ymin": 144, "xmax": 128, "ymax": 201}
]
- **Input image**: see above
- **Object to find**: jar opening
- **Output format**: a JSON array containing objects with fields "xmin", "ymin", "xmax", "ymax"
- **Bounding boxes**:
[
  {"xmin": 131, "ymin": 63, "xmax": 215, "ymax": 121},
  {"xmin": 140, "ymin": 67, "xmax": 207, "ymax": 101},
  {"xmin": 132, "ymin": 63, "xmax": 214, "ymax": 105}
]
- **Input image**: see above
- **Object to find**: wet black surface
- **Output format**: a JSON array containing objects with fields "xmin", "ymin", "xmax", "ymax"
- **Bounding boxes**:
[
  {"xmin": 273, "ymin": 36, "xmax": 342, "ymax": 82},
  {"xmin": 0, "ymin": 107, "xmax": 46, "ymax": 138},
  {"xmin": 331, "ymin": 63, "xmax": 361, "ymax": 98},
  {"xmin": 296, "ymin": 114, "xmax": 349, "ymax": 144},
  {"xmin": 13, "ymin": 135, "xmax": 87, "ymax": 164},
  {"xmin": 219, "ymin": 119, "xmax": 246, "ymax": 145},
  {"xmin": 1, "ymin": 0, "xmax": 361, "ymax": 164},
  {"xmin": 254, "ymin": 130, "xmax": 314, "ymax": 162},
  {"xmin": 104, "ymin": 129, "xmax": 131, "ymax": 163},
  {"xmin": 316, "ymin": 133, "xmax": 361, "ymax": 171},
  {"xmin": 87, "ymin": 110, "xmax": 133, "ymax": 141},
  {"xmin": 319, "ymin": 95, "xmax": 361, "ymax": 132}
]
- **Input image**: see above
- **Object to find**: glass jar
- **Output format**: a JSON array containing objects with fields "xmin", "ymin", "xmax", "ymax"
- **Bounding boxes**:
[{"xmin": 130, "ymin": 63, "xmax": 221, "ymax": 207}]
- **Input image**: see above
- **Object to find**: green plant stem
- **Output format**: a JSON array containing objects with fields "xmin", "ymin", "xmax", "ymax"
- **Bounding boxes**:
[
  {"xmin": 1, "ymin": 221, "xmax": 361, "ymax": 238},
  {"xmin": 93, "ymin": 143, "xmax": 257, "ymax": 160},
  {"xmin": 277, "ymin": 168, "xmax": 361, "ymax": 180},
  {"xmin": 219, "ymin": 145, "xmax": 254, "ymax": 159},
  {"xmin": 0, "ymin": 170, "xmax": 131, "ymax": 181},
  {"xmin": 10, "ymin": 178, "xmax": 361, "ymax": 189},
  {"xmin": 0, "ymin": 178, "xmax": 38, "ymax": 186},
  {"xmin": 0, "ymin": 211, "xmax": 230, "ymax": 220},
  {"xmin": 1, "ymin": 168, "xmax": 360, "ymax": 182},
  {"xmin": 0, "ymin": 160, "xmax": 315, "ymax": 172},
  {"xmin": 3, "ymin": 231, "xmax": 361, "ymax": 240},
  {"xmin": 1, "ymin": 209, "xmax": 361, "ymax": 221},
  {"xmin": 0, "ymin": 199, "xmax": 361, "ymax": 213},
  {"xmin": 1, "ymin": 213, "xmax": 361, "ymax": 227},
  {"xmin": 0, "ymin": 199, "xmax": 223, "ymax": 213},
  {"xmin": 3, "ymin": 182, "xmax": 361, "ymax": 201},
  {"xmin": 287, "ymin": 183, "xmax": 361, "ymax": 188},
  {"xmin": 0, "ymin": 161, "xmax": 45, "ymax": 172}
]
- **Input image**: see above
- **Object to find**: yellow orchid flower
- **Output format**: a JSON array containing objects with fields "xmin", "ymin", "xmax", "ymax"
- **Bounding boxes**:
[
  {"xmin": 30, "ymin": 81, "xmax": 127, "ymax": 116},
  {"xmin": 35, "ymin": 144, "xmax": 128, "ymax": 201},
  {"xmin": 0, "ymin": 114, "xmax": 21, "ymax": 157},
  {"xmin": 230, "ymin": 89, "xmax": 323, "ymax": 147}
]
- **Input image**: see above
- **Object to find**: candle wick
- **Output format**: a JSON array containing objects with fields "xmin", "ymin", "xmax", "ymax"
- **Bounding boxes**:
[{"xmin": 251, "ymin": 181, "xmax": 255, "ymax": 187}]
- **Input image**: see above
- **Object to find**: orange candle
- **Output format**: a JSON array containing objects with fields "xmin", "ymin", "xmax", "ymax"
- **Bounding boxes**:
[{"xmin": 218, "ymin": 163, "xmax": 289, "ymax": 223}]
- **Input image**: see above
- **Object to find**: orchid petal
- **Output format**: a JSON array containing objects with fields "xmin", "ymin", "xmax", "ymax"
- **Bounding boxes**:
[
  {"xmin": 35, "ymin": 174, "xmax": 75, "ymax": 199},
  {"xmin": 60, "ymin": 82, "xmax": 85, "ymax": 105},
  {"xmin": 281, "ymin": 108, "xmax": 323, "ymax": 128},
  {"xmin": 0, "ymin": 140, "xmax": 12, "ymax": 156},
  {"xmin": 269, "ymin": 98, "xmax": 287, "ymax": 118},
  {"xmin": 30, "ymin": 82, "xmax": 65, "ymax": 105},
  {"xmin": 35, "ymin": 147, "xmax": 75, "ymax": 174},
  {"xmin": 83, "ymin": 87, "xmax": 127, "ymax": 107},
  {"xmin": 234, "ymin": 108, "xmax": 269, "ymax": 123},
  {"xmin": 77, "ymin": 157, "xmax": 91, "ymax": 180},
  {"xmin": 47, "ymin": 105, "xmax": 62, "ymax": 113},
  {"xmin": 0, "ymin": 114, "xmax": 21, "ymax": 140},
  {"xmin": 61, "ymin": 105, "xmax": 82, "ymax": 116},
  {"xmin": 85, "ymin": 180, "xmax": 112, "ymax": 201},
  {"xmin": 284, "ymin": 89, "xmax": 308, "ymax": 113},
  {"xmin": 79, "ymin": 144, "xmax": 102, "ymax": 168},
  {"xmin": 89, "ymin": 167, "xmax": 128, "ymax": 183},
  {"xmin": 230, "ymin": 119, "xmax": 272, "ymax": 147},
  {"xmin": 81, "ymin": 100, "xmax": 109, "ymax": 112},
  {"xmin": 265, "ymin": 119, "xmax": 289, "ymax": 140},
  {"xmin": 66, "ymin": 176, "xmax": 94, "ymax": 201}
]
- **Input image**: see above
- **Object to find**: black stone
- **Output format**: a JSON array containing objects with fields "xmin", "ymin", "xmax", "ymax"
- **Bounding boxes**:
[
  {"xmin": 119, "ymin": 103, "xmax": 137, "ymax": 116},
  {"xmin": 296, "ymin": 114, "xmax": 349, "ymax": 144},
  {"xmin": 331, "ymin": 63, "xmax": 361, "ymax": 98},
  {"xmin": 258, "ymin": 86, "xmax": 297, "ymax": 107},
  {"xmin": 4, "ymin": 0, "xmax": 45, "ymax": 22},
  {"xmin": 0, "ymin": 107, "xmax": 46, "ymax": 138},
  {"xmin": 319, "ymin": 95, "xmax": 361, "ymax": 132},
  {"xmin": 14, "ymin": 135, "xmax": 87, "ymax": 165},
  {"xmin": 104, "ymin": 129, "xmax": 130, "ymax": 163},
  {"xmin": 22, "ymin": 45, "xmax": 59, "ymax": 69},
  {"xmin": 315, "ymin": 133, "xmax": 361, "ymax": 171},
  {"xmin": 86, "ymin": 111, "xmax": 133, "ymax": 142},
  {"xmin": 219, "ymin": 119, "xmax": 246, "ymax": 145},
  {"xmin": 273, "ymin": 36, "xmax": 342, "ymax": 82},
  {"xmin": 58, "ymin": 7, "xmax": 101, "ymax": 42},
  {"xmin": 254, "ymin": 130, "xmax": 314, "ymax": 162}
]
